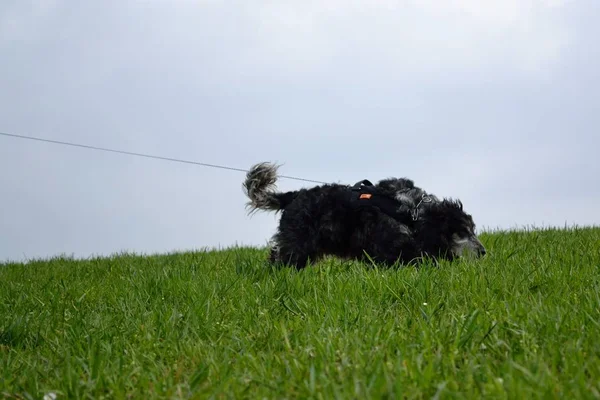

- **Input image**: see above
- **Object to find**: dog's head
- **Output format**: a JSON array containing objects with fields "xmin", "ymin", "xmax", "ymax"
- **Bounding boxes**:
[{"xmin": 416, "ymin": 199, "xmax": 486, "ymax": 260}]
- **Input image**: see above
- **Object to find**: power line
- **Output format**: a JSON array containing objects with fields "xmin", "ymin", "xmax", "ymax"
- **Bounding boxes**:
[{"xmin": 0, "ymin": 131, "xmax": 327, "ymax": 185}]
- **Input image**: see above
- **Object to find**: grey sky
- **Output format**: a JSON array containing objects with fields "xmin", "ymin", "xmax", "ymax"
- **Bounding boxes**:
[{"xmin": 1, "ymin": 1, "xmax": 598, "ymax": 262}]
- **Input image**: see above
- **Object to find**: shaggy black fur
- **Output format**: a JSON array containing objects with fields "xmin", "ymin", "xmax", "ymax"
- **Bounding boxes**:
[{"xmin": 243, "ymin": 162, "xmax": 486, "ymax": 269}]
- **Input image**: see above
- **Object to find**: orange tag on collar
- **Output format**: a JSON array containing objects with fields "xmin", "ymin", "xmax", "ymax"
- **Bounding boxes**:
[{"xmin": 359, "ymin": 193, "xmax": 372, "ymax": 199}]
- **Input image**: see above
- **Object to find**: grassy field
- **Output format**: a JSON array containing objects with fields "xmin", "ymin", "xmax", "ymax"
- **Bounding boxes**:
[{"xmin": 1, "ymin": 227, "xmax": 599, "ymax": 399}]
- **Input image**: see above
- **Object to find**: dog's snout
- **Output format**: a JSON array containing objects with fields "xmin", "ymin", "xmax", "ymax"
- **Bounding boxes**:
[{"xmin": 477, "ymin": 244, "xmax": 487, "ymax": 257}]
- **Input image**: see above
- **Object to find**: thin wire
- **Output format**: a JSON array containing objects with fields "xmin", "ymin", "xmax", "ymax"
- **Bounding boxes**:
[{"xmin": 0, "ymin": 131, "xmax": 327, "ymax": 185}]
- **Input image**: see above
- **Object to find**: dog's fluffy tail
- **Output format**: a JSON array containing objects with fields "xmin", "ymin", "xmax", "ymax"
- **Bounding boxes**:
[{"xmin": 243, "ymin": 162, "xmax": 295, "ymax": 214}]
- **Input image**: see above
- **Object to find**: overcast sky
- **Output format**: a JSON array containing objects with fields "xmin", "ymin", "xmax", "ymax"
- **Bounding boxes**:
[{"xmin": 1, "ymin": 0, "xmax": 598, "ymax": 262}]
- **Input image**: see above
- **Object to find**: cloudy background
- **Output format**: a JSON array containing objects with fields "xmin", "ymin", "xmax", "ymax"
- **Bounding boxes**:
[{"xmin": 1, "ymin": 0, "xmax": 598, "ymax": 262}]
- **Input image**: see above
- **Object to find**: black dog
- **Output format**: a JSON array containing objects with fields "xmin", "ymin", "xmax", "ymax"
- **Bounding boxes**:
[{"xmin": 243, "ymin": 162, "xmax": 486, "ymax": 269}]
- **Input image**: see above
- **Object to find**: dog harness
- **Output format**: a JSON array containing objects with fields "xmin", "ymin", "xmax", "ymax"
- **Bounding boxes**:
[{"xmin": 348, "ymin": 180, "xmax": 409, "ymax": 221}]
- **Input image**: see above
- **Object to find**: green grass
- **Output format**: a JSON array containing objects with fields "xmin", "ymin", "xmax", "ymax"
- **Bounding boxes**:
[{"xmin": 1, "ymin": 227, "xmax": 600, "ymax": 399}]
